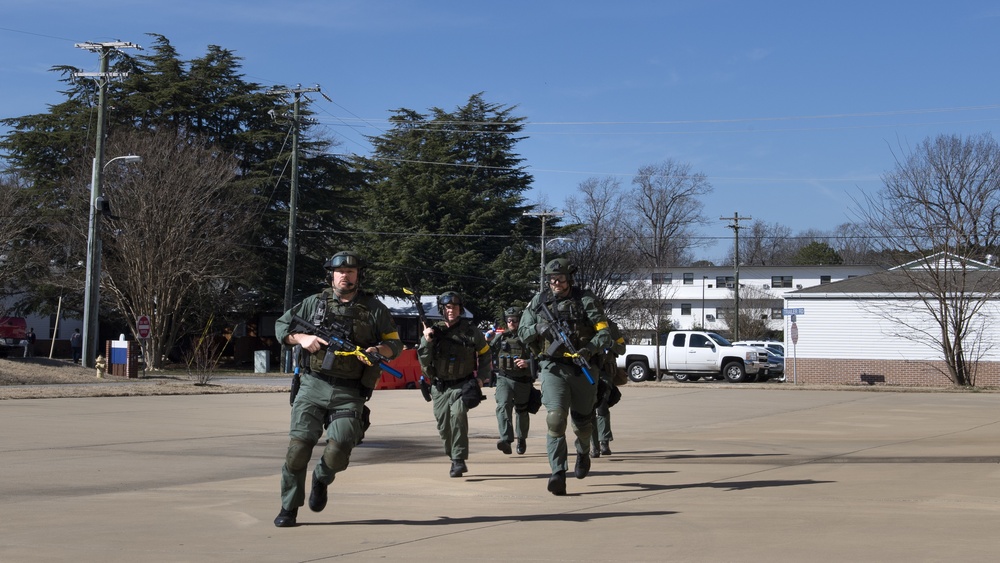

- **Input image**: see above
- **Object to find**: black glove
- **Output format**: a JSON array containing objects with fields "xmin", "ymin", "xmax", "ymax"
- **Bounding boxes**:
[{"xmin": 535, "ymin": 320, "xmax": 551, "ymax": 337}]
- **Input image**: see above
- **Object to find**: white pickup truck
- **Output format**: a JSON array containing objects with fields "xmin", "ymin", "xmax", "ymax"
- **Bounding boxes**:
[{"xmin": 616, "ymin": 330, "xmax": 770, "ymax": 383}]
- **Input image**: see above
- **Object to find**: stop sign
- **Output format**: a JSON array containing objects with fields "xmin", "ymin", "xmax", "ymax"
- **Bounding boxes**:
[
  {"xmin": 137, "ymin": 315, "xmax": 151, "ymax": 339},
  {"xmin": 790, "ymin": 322, "xmax": 799, "ymax": 345}
]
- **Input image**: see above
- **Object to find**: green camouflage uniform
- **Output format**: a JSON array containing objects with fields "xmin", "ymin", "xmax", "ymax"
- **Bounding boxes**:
[
  {"xmin": 489, "ymin": 329, "xmax": 534, "ymax": 447},
  {"xmin": 592, "ymin": 319, "xmax": 626, "ymax": 453},
  {"xmin": 417, "ymin": 317, "xmax": 492, "ymax": 463},
  {"xmin": 518, "ymin": 288, "xmax": 612, "ymax": 476},
  {"xmin": 274, "ymin": 288, "xmax": 401, "ymax": 511}
]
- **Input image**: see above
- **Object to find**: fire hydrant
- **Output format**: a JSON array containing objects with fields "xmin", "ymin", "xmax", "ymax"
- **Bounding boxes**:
[{"xmin": 95, "ymin": 355, "xmax": 107, "ymax": 379}]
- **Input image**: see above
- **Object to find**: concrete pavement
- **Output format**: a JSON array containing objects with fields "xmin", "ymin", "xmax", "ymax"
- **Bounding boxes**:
[{"xmin": 2, "ymin": 383, "xmax": 999, "ymax": 562}]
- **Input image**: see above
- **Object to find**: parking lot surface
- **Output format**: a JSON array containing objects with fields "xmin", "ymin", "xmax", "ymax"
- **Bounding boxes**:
[{"xmin": 2, "ymin": 384, "xmax": 999, "ymax": 562}]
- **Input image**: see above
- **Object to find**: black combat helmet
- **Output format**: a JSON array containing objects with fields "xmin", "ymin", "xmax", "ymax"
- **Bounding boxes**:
[
  {"xmin": 544, "ymin": 258, "xmax": 577, "ymax": 285},
  {"xmin": 324, "ymin": 251, "xmax": 364, "ymax": 270},
  {"xmin": 437, "ymin": 291, "xmax": 464, "ymax": 314},
  {"xmin": 504, "ymin": 306, "xmax": 523, "ymax": 318},
  {"xmin": 324, "ymin": 251, "xmax": 365, "ymax": 285}
]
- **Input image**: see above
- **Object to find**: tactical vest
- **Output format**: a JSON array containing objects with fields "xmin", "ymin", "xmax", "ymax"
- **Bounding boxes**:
[
  {"xmin": 429, "ymin": 319, "xmax": 479, "ymax": 381},
  {"xmin": 309, "ymin": 289, "xmax": 378, "ymax": 379},
  {"xmin": 496, "ymin": 332, "xmax": 531, "ymax": 375},
  {"xmin": 540, "ymin": 288, "xmax": 595, "ymax": 355}
]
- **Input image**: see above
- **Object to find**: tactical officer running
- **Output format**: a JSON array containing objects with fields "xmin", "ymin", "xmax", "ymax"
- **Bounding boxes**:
[
  {"xmin": 591, "ymin": 318, "xmax": 626, "ymax": 458},
  {"xmin": 272, "ymin": 251, "xmax": 402, "ymax": 528},
  {"xmin": 518, "ymin": 259, "xmax": 612, "ymax": 496},
  {"xmin": 489, "ymin": 307, "xmax": 537, "ymax": 455},
  {"xmin": 417, "ymin": 291, "xmax": 491, "ymax": 478}
]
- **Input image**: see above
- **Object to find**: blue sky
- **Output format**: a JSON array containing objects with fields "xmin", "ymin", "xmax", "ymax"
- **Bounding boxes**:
[{"xmin": 3, "ymin": 1, "xmax": 1000, "ymax": 261}]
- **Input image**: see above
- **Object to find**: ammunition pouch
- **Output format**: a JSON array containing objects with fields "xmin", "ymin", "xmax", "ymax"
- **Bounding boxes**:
[
  {"xmin": 460, "ymin": 377, "xmax": 486, "ymax": 409},
  {"xmin": 607, "ymin": 383, "xmax": 622, "ymax": 408},
  {"xmin": 526, "ymin": 386, "xmax": 542, "ymax": 414},
  {"xmin": 419, "ymin": 376, "xmax": 433, "ymax": 402},
  {"xmin": 596, "ymin": 378, "xmax": 611, "ymax": 409}
]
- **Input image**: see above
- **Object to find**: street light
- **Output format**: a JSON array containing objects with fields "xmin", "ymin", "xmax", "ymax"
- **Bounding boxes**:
[
  {"xmin": 523, "ymin": 210, "xmax": 564, "ymax": 289},
  {"xmin": 82, "ymin": 154, "xmax": 141, "ymax": 368}
]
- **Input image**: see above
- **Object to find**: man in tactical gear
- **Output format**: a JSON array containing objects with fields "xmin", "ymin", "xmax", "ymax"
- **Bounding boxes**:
[
  {"xmin": 272, "ymin": 251, "xmax": 402, "ymax": 528},
  {"xmin": 417, "ymin": 291, "xmax": 492, "ymax": 478},
  {"xmin": 489, "ymin": 306, "xmax": 536, "ymax": 455},
  {"xmin": 591, "ymin": 318, "xmax": 626, "ymax": 458},
  {"xmin": 518, "ymin": 258, "xmax": 613, "ymax": 496}
]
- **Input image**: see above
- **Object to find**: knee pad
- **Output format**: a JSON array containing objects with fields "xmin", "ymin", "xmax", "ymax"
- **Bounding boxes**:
[
  {"xmin": 285, "ymin": 439, "xmax": 313, "ymax": 472},
  {"xmin": 546, "ymin": 408, "xmax": 567, "ymax": 436},
  {"xmin": 321, "ymin": 440, "xmax": 351, "ymax": 472}
]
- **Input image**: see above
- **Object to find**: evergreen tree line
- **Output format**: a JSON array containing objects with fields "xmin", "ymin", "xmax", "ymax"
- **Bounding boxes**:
[{"xmin": 0, "ymin": 36, "xmax": 546, "ymax": 366}]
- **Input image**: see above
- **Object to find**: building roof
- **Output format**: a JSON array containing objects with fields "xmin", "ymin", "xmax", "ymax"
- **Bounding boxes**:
[{"xmin": 792, "ymin": 268, "xmax": 1000, "ymax": 296}]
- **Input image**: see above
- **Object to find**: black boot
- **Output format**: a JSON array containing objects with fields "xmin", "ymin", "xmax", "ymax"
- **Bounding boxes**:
[
  {"xmin": 449, "ymin": 459, "xmax": 468, "ymax": 477},
  {"xmin": 496, "ymin": 439, "xmax": 512, "ymax": 455},
  {"xmin": 600, "ymin": 441, "xmax": 612, "ymax": 456},
  {"xmin": 516, "ymin": 438, "xmax": 526, "ymax": 455},
  {"xmin": 273, "ymin": 506, "xmax": 298, "ymax": 527},
  {"xmin": 547, "ymin": 470, "xmax": 567, "ymax": 496},
  {"xmin": 575, "ymin": 452, "xmax": 591, "ymax": 479},
  {"xmin": 308, "ymin": 472, "xmax": 328, "ymax": 512}
]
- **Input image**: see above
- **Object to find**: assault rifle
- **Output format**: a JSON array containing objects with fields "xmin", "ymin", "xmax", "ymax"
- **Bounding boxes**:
[
  {"xmin": 402, "ymin": 286, "xmax": 441, "ymax": 339},
  {"xmin": 289, "ymin": 315, "xmax": 403, "ymax": 379},
  {"xmin": 535, "ymin": 289, "xmax": 595, "ymax": 384}
]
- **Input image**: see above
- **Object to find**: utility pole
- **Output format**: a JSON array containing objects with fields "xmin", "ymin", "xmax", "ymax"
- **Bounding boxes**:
[
  {"xmin": 720, "ymin": 211, "xmax": 751, "ymax": 341},
  {"xmin": 523, "ymin": 210, "xmax": 564, "ymax": 289},
  {"xmin": 75, "ymin": 40, "xmax": 141, "ymax": 369},
  {"xmin": 267, "ymin": 84, "xmax": 327, "ymax": 372}
]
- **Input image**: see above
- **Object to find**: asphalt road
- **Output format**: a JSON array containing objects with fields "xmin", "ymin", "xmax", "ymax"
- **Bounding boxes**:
[{"xmin": 2, "ymin": 384, "xmax": 999, "ymax": 562}]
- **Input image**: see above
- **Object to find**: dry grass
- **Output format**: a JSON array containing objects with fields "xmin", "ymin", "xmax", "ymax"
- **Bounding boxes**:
[{"xmin": 0, "ymin": 357, "xmax": 285, "ymax": 400}]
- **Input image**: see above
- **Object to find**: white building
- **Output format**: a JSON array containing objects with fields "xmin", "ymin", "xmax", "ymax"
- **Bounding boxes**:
[
  {"xmin": 783, "ymin": 254, "xmax": 1000, "ymax": 387},
  {"xmin": 618, "ymin": 264, "xmax": 881, "ymax": 339}
]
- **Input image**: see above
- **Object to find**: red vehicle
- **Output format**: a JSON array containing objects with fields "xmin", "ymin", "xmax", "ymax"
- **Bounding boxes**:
[{"xmin": 0, "ymin": 317, "xmax": 27, "ymax": 358}]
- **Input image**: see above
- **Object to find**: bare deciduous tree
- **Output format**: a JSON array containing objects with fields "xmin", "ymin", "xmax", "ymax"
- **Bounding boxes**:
[
  {"xmin": 98, "ymin": 130, "xmax": 260, "ymax": 369},
  {"xmin": 723, "ymin": 283, "xmax": 779, "ymax": 341},
  {"xmin": 830, "ymin": 222, "xmax": 878, "ymax": 265},
  {"xmin": 563, "ymin": 177, "xmax": 639, "ymax": 319},
  {"xmin": 855, "ymin": 133, "xmax": 1000, "ymax": 386},
  {"xmin": 735, "ymin": 220, "xmax": 794, "ymax": 266},
  {"xmin": 626, "ymin": 160, "xmax": 712, "ymax": 268}
]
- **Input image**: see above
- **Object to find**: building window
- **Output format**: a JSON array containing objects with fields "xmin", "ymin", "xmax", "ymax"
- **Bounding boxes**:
[
  {"xmin": 771, "ymin": 275, "xmax": 793, "ymax": 288},
  {"xmin": 715, "ymin": 275, "xmax": 735, "ymax": 287},
  {"xmin": 651, "ymin": 272, "xmax": 672, "ymax": 285},
  {"xmin": 771, "ymin": 307, "xmax": 783, "ymax": 320},
  {"xmin": 683, "ymin": 273, "xmax": 694, "ymax": 285},
  {"xmin": 681, "ymin": 303, "xmax": 692, "ymax": 316},
  {"xmin": 716, "ymin": 307, "xmax": 733, "ymax": 320},
  {"xmin": 820, "ymin": 275, "xmax": 831, "ymax": 284}
]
